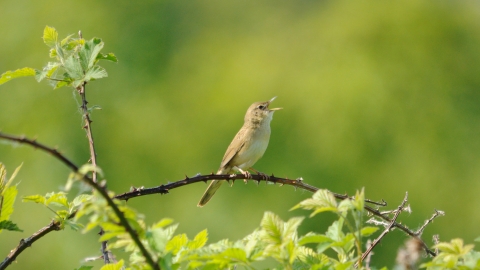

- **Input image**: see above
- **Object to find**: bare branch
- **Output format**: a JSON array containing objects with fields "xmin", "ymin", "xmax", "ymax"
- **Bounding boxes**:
[
  {"xmin": 0, "ymin": 132, "xmax": 442, "ymax": 267},
  {"xmin": 0, "ymin": 221, "xmax": 62, "ymax": 270},
  {"xmin": 0, "ymin": 132, "xmax": 159, "ymax": 270}
]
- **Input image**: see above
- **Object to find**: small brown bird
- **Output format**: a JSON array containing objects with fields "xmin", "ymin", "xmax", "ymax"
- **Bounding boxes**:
[{"xmin": 197, "ymin": 97, "xmax": 282, "ymax": 207}]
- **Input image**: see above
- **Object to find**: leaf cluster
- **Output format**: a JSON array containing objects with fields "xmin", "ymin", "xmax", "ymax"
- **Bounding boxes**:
[{"xmin": 0, "ymin": 26, "xmax": 117, "ymax": 89}]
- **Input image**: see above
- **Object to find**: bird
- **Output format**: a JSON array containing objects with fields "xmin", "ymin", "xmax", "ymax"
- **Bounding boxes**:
[{"xmin": 197, "ymin": 96, "xmax": 282, "ymax": 207}]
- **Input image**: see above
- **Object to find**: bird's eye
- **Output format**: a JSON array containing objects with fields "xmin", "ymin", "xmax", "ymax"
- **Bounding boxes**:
[{"xmin": 257, "ymin": 105, "xmax": 266, "ymax": 110}]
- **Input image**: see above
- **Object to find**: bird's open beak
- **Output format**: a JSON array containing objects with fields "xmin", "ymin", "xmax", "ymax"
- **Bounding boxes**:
[{"xmin": 267, "ymin": 96, "xmax": 282, "ymax": 111}]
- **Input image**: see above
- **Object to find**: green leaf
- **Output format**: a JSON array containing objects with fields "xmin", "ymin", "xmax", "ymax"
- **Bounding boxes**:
[
  {"xmin": 64, "ymin": 55, "xmax": 84, "ymax": 81},
  {"xmin": 189, "ymin": 229, "xmax": 208, "ymax": 249},
  {"xmin": 22, "ymin": 194, "xmax": 46, "ymax": 204},
  {"xmin": 72, "ymin": 194, "xmax": 92, "ymax": 207},
  {"xmin": 84, "ymin": 65, "xmax": 108, "ymax": 81},
  {"xmin": 298, "ymin": 234, "xmax": 333, "ymax": 246},
  {"xmin": 152, "ymin": 218, "xmax": 174, "ymax": 229},
  {"xmin": 99, "ymin": 260, "xmax": 124, "ymax": 270},
  {"xmin": 221, "ymin": 248, "xmax": 248, "ymax": 263},
  {"xmin": 0, "ymin": 220, "xmax": 23, "ymax": 232},
  {"xmin": 291, "ymin": 189, "xmax": 338, "ymax": 216},
  {"xmin": 260, "ymin": 212, "xmax": 283, "ymax": 245},
  {"xmin": 284, "ymin": 217, "xmax": 304, "ymax": 240},
  {"xmin": 1, "ymin": 186, "xmax": 18, "ymax": 222},
  {"xmin": 166, "ymin": 234, "xmax": 188, "ymax": 255},
  {"xmin": 43, "ymin": 26, "xmax": 58, "ymax": 48},
  {"xmin": 79, "ymin": 38, "xmax": 104, "ymax": 71},
  {"xmin": 0, "ymin": 68, "xmax": 36, "ymax": 85},
  {"xmin": 96, "ymin": 53, "xmax": 118, "ymax": 63},
  {"xmin": 360, "ymin": 226, "xmax": 379, "ymax": 237},
  {"xmin": 45, "ymin": 192, "xmax": 69, "ymax": 208}
]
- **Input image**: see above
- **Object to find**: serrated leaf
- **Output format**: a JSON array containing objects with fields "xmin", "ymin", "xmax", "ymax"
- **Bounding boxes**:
[
  {"xmin": 22, "ymin": 195, "xmax": 46, "ymax": 204},
  {"xmin": 0, "ymin": 220, "xmax": 22, "ymax": 232},
  {"xmin": 64, "ymin": 55, "xmax": 84, "ymax": 80},
  {"xmin": 97, "ymin": 53, "xmax": 118, "ymax": 63},
  {"xmin": 221, "ymin": 248, "xmax": 247, "ymax": 262},
  {"xmin": 166, "ymin": 234, "xmax": 188, "ymax": 254},
  {"xmin": 291, "ymin": 189, "xmax": 338, "ymax": 217},
  {"xmin": 99, "ymin": 260, "xmax": 124, "ymax": 270},
  {"xmin": 65, "ymin": 220, "xmax": 83, "ymax": 231},
  {"xmin": 79, "ymin": 38, "xmax": 104, "ymax": 71},
  {"xmin": 360, "ymin": 226, "xmax": 379, "ymax": 237},
  {"xmin": 152, "ymin": 218, "xmax": 174, "ymax": 229},
  {"xmin": 298, "ymin": 234, "xmax": 333, "ymax": 246},
  {"xmin": 72, "ymin": 194, "xmax": 92, "ymax": 207},
  {"xmin": 60, "ymin": 34, "xmax": 74, "ymax": 47},
  {"xmin": 43, "ymin": 26, "xmax": 58, "ymax": 47},
  {"xmin": 78, "ymin": 164, "xmax": 103, "ymax": 178},
  {"xmin": 260, "ymin": 212, "xmax": 284, "ymax": 245},
  {"xmin": 45, "ymin": 192, "xmax": 69, "ymax": 208},
  {"xmin": 84, "ymin": 65, "xmax": 108, "ymax": 81},
  {"xmin": 0, "ymin": 186, "xmax": 18, "ymax": 222},
  {"xmin": 189, "ymin": 229, "xmax": 208, "ymax": 249},
  {"xmin": 0, "ymin": 68, "xmax": 36, "ymax": 85},
  {"xmin": 284, "ymin": 217, "xmax": 304, "ymax": 240}
]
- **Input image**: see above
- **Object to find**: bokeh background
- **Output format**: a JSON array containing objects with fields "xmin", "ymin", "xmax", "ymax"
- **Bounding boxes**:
[{"xmin": 1, "ymin": 0, "xmax": 480, "ymax": 268}]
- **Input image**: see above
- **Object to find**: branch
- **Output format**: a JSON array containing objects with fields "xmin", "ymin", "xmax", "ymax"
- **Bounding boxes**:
[
  {"xmin": 0, "ymin": 221, "xmax": 62, "ymax": 270},
  {"xmin": 357, "ymin": 192, "xmax": 409, "ymax": 267},
  {"xmin": 0, "ymin": 132, "xmax": 159, "ymax": 270},
  {"xmin": 77, "ymin": 81, "xmax": 110, "ymax": 264},
  {"xmin": 0, "ymin": 132, "xmax": 442, "ymax": 266}
]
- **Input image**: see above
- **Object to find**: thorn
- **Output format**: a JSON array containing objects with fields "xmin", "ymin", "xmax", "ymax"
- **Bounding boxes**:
[
  {"xmin": 203, "ymin": 179, "xmax": 208, "ymax": 184},
  {"xmin": 83, "ymin": 124, "xmax": 88, "ymax": 129},
  {"xmin": 271, "ymin": 173, "xmax": 275, "ymax": 177},
  {"xmin": 229, "ymin": 181, "xmax": 234, "ymax": 187},
  {"xmin": 243, "ymin": 179, "xmax": 248, "ymax": 184},
  {"xmin": 184, "ymin": 175, "xmax": 189, "ymax": 180},
  {"xmin": 211, "ymin": 172, "xmax": 215, "ymax": 175}
]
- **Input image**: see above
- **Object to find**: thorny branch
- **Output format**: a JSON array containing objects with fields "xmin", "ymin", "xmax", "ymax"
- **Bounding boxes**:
[
  {"xmin": 0, "ymin": 221, "xmax": 62, "ymax": 269},
  {"xmin": 0, "ymin": 132, "xmax": 444, "ymax": 268},
  {"xmin": 0, "ymin": 132, "xmax": 159, "ymax": 270},
  {"xmin": 76, "ymin": 80, "xmax": 110, "ymax": 264},
  {"xmin": 356, "ymin": 192, "xmax": 409, "ymax": 268}
]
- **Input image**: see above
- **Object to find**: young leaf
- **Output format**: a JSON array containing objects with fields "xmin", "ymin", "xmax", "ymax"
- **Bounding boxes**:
[
  {"xmin": 0, "ymin": 220, "xmax": 23, "ymax": 232},
  {"xmin": 23, "ymin": 194, "xmax": 46, "ymax": 204},
  {"xmin": 64, "ymin": 55, "xmax": 84, "ymax": 81},
  {"xmin": 84, "ymin": 65, "xmax": 108, "ymax": 81},
  {"xmin": 166, "ymin": 234, "xmax": 188, "ymax": 255},
  {"xmin": 189, "ymin": 229, "xmax": 208, "ymax": 249},
  {"xmin": 0, "ymin": 186, "xmax": 18, "ymax": 223},
  {"xmin": 0, "ymin": 68, "xmax": 36, "ymax": 85},
  {"xmin": 99, "ymin": 260, "xmax": 124, "ymax": 270},
  {"xmin": 97, "ymin": 53, "xmax": 118, "ymax": 63},
  {"xmin": 43, "ymin": 26, "xmax": 58, "ymax": 48},
  {"xmin": 260, "ymin": 212, "xmax": 284, "ymax": 245}
]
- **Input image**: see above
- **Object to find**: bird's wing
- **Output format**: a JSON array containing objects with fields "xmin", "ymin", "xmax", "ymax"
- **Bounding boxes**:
[{"xmin": 219, "ymin": 128, "xmax": 247, "ymax": 169}]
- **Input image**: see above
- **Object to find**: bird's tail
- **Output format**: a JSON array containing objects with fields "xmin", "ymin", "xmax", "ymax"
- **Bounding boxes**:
[{"xmin": 197, "ymin": 169, "xmax": 228, "ymax": 207}]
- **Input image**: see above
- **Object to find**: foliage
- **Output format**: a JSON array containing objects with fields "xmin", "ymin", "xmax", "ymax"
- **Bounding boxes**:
[
  {"xmin": 1, "ymin": 24, "xmax": 480, "ymax": 270},
  {"xmin": 0, "ymin": 26, "xmax": 117, "ymax": 89},
  {"xmin": 0, "ymin": 163, "xmax": 22, "ymax": 233}
]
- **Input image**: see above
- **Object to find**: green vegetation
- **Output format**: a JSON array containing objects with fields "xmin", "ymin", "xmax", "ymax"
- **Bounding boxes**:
[{"xmin": 1, "ymin": 0, "xmax": 480, "ymax": 268}]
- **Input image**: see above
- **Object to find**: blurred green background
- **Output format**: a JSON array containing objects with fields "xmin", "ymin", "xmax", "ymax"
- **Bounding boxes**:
[{"xmin": 2, "ymin": 0, "xmax": 480, "ymax": 268}]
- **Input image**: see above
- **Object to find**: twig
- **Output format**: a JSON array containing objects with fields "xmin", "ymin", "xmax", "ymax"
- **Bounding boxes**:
[
  {"xmin": 356, "ymin": 192, "xmax": 409, "ymax": 267},
  {"xmin": 0, "ymin": 221, "xmax": 62, "ymax": 270},
  {"xmin": 76, "ymin": 81, "xmax": 110, "ymax": 264},
  {"xmin": 415, "ymin": 210, "xmax": 445, "ymax": 236},
  {"xmin": 0, "ymin": 132, "xmax": 159, "ymax": 270},
  {"xmin": 0, "ymin": 132, "xmax": 442, "ymax": 266}
]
